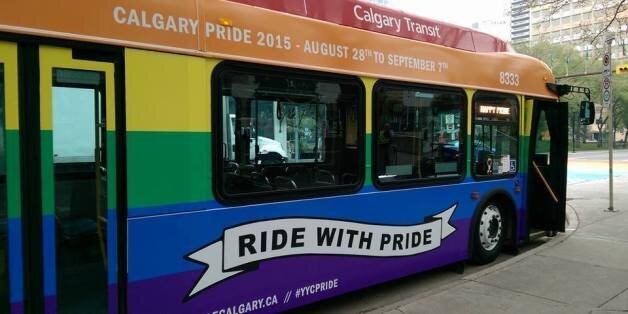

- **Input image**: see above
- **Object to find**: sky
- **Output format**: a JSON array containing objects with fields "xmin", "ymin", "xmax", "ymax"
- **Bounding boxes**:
[{"xmin": 385, "ymin": 0, "xmax": 511, "ymax": 40}]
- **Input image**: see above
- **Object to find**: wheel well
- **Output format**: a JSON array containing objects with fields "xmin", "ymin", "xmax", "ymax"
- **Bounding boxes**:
[
  {"xmin": 489, "ymin": 193, "xmax": 517, "ymax": 248},
  {"xmin": 469, "ymin": 190, "xmax": 518, "ymax": 254}
]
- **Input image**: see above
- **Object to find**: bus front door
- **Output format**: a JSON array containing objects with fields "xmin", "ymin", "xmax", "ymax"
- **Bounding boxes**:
[
  {"xmin": 0, "ymin": 41, "xmax": 123, "ymax": 314},
  {"xmin": 37, "ymin": 45, "xmax": 120, "ymax": 314},
  {"xmin": 528, "ymin": 100, "xmax": 568, "ymax": 233}
]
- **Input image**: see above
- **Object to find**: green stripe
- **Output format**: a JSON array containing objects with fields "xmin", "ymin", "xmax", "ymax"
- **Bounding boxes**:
[
  {"xmin": 6, "ymin": 130, "xmax": 21, "ymax": 219},
  {"xmin": 41, "ymin": 131, "xmax": 54, "ymax": 216},
  {"xmin": 127, "ymin": 131, "xmax": 212, "ymax": 209},
  {"xmin": 107, "ymin": 131, "xmax": 117, "ymax": 210},
  {"xmin": 466, "ymin": 134, "xmax": 472, "ymax": 177},
  {"xmin": 519, "ymin": 135, "xmax": 530, "ymax": 174},
  {"xmin": 365, "ymin": 133, "xmax": 372, "ymax": 186}
]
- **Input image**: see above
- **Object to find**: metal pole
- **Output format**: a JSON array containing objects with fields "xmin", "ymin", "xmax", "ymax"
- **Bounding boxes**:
[
  {"xmin": 572, "ymin": 112, "xmax": 576, "ymax": 153},
  {"xmin": 604, "ymin": 33, "xmax": 615, "ymax": 212}
]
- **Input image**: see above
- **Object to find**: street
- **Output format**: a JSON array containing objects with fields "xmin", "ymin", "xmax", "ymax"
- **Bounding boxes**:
[
  {"xmin": 568, "ymin": 149, "xmax": 628, "ymax": 161},
  {"xmin": 568, "ymin": 149, "xmax": 628, "ymax": 184}
]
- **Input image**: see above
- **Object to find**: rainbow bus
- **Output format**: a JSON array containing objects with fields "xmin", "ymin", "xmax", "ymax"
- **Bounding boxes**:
[{"xmin": 0, "ymin": 1, "xmax": 576, "ymax": 313}]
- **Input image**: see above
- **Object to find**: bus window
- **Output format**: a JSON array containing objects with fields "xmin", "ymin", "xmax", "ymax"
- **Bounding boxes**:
[
  {"xmin": 534, "ymin": 110, "xmax": 551, "ymax": 163},
  {"xmin": 373, "ymin": 81, "xmax": 465, "ymax": 185},
  {"xmin": 472, "ymin": 93, "xmax": 519, "ymax": 177},
  {"xmin": 215, "ymin": 64, "xmax": 363, "ymax": 200}
]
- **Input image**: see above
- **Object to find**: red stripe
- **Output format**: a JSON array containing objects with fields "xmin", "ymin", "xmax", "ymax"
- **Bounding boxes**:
[{"xmin": 228, "ymin": 0, "xmax": 509, "ymax": 52}]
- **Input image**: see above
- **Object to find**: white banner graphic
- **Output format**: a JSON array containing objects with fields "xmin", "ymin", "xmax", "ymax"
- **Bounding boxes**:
[{"xmin": 187, "ymin": 204, "xmax": 457, "ymax": 297}]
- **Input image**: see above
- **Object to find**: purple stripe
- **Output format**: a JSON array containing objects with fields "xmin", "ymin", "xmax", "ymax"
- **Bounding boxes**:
[
  {"xmin": 10, "ymin": 301, "xmax": 24, "ymax": 314},
  {"xmin": 108, "ymin": 285, "xmax": 118, "ymax": 314},
  {"xmin": 44, "ymin": 295, "xmax": 56, "ymax": 314},
  {"xmin": 517, "ymin": 208, "xmax": 527, "ymax": 243},
  {"xmin": 128, "ymin": 222, "xmax": 469, "ymax": 313}
]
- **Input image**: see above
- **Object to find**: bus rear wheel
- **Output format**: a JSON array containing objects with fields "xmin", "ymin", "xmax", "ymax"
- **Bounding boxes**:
[{"xmin": 470, "ymin": 202, "xmax": 504, "ymax": 264}]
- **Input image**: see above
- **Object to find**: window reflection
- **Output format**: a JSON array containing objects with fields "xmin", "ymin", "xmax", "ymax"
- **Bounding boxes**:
[
  {"xmin": 217, "ymin": 66, "xmax": 362, "ymax": 198},
  {"xmin": 374, "ymin": 82, "xmax": 465, "ymax": 184},
  {"xmin": 473, "ymin": 93, "xmax": 519, "ymax": 176}
]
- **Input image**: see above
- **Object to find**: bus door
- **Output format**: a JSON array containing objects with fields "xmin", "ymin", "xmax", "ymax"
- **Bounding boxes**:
[
  {"xmin": 0, "ymin": 41, "xmax": 20, "ymax": 314},
  {"xmin": 2, "ymin": 42, "xmax": 121, "ymax": 314},
  {"xmin": 528, "ymin": 100, "xmax": 568, "ymax": 233},
  {"xmin": 38, "ymin": 45, "xmax": 119, "ymax": 314}
]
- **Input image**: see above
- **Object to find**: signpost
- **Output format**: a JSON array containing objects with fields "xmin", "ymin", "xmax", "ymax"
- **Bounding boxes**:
[{"xmin": 603, "ymin": 33, "xmax": 615, "ymax": 212}]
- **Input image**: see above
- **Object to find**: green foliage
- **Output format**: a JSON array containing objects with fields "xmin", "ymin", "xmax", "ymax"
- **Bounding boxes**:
[{"xmin": 514, "ymin": 41, "xmax": 628, "ymax": 140}]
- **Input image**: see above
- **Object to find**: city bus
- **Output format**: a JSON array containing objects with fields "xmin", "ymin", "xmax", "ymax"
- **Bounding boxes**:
[{"xmin": 0, "ymin": 0, "xmax": 572, "ymax": 313}]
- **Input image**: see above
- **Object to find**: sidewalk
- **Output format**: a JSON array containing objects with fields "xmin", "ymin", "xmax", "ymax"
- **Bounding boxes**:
[{"xmin": 370, "ymin": 177, "xmax": 628, "ymax": 314}]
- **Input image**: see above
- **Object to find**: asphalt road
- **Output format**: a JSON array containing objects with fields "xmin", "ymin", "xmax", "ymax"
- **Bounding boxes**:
[
  {"xmin": 569, "ymin": 148, "xmax": 628, "ymax": 162},
  {"xmin": 568, "ymin": 148, "xmax": 628, "ymax": 184}
]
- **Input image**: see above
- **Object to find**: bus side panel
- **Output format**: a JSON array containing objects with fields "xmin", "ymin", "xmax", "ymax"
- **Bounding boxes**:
[
  {"xmin": 125, "ymin": 180, "xmax": 520, "ymax": 313},
  {"xmin": 122, "ymin": 48, "xmax": 524, "ymax": 313},
  {"xmin": 125, "ymin": 49, "xmax": 213, "ymax": 215}
]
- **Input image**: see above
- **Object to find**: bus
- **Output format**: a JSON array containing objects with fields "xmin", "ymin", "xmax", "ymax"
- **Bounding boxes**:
[{"xmin": 0, "ymin": 0, "xmax": 574, "ymax": 313}]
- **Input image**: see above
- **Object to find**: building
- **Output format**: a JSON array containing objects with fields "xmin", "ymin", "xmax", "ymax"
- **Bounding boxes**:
[
  {"xmin": 511, "ymin": 0, "xmax": 530, "ymax": 44},
  {"xmin": 511, "ymin": 0, "xmax": 628, "ymax": 58},
  {"xmin": 364, "ymin": 0, "xmax": 392, "ymax": 6},
  {"xmin": 510, "ymin": 0, "xmax": 628, "ymax": 144}
]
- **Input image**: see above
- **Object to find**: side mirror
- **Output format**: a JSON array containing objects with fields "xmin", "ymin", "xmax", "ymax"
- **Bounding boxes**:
[{"xmin": 579, "ymin": 101, "xmax": 595, "ymax": 125}]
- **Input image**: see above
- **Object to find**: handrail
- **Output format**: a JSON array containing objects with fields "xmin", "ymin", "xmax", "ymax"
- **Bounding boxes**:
[{"xmin": 532, "ymin": 160, "xmax": 559, "ymax": 204}]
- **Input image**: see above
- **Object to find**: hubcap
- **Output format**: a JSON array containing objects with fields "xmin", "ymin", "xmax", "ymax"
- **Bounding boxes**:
[{"xmin": 479, "ymin": 204, "xmax": 502, "ymax": 251}]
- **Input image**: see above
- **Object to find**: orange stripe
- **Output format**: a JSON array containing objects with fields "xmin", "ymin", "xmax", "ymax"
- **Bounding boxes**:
[{"xmin": 0, "ymin": 1, "xmax": 556, "ymax": 98}]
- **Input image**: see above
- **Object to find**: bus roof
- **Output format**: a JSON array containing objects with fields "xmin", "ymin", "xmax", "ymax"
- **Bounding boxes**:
[
  {"xmin": 0, "ymin": 0, "xmax": 556, "ymax": 98},
  {"xmin": 230, "ymin": 0, "xmax": 511, "ymax": 53}
]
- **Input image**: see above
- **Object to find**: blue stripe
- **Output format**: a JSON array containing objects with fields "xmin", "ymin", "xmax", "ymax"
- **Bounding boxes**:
[
  {"xmin": 128, "ymin": 200, "xmax": 221, "ymax": 218},
  {"xmin": 42, "ymin": 215, "xmax": 56, "ymax": 297},
  {"xmin": 125, "ymin": 182, "xmax": 481, "ymax": 218},
  {"xmin": 8, "ymin": 218, "xmax": 23, "ymax": 303},
  {"xmin": 107, "ymin": 210, "xmax": 117, "ymax": 284},
  {"xmin": 127, "ymin": 179, "xmax": 522, "ymax": 282}
]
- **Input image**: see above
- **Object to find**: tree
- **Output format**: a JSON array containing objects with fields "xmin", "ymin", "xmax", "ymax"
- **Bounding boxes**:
[
  {"xmin": 519, "ymin": 42, "xmax": 596, "ymax": 128},
  {"xmin": 514, "ymin": 40, "xmax": 628, "ymax": 147},
  {"xmin": 615, "ymin": 89, "xmax": 628, "ymax": 147}
]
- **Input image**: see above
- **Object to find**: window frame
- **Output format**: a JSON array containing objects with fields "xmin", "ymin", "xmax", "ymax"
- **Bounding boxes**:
[
  {"xmin": 471, "ymin": 91, "xmax": 520, "ymax": 181},
  {"xmin": 371, "ymin": 80, "xmax": 467, "ymax": 190},
  {"xmin": 211, "ymin": 61, "xmax": 365, "ymax": 205}
]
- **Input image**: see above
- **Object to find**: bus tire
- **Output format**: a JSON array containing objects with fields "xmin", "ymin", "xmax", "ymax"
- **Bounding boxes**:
[{"xmin": 470, "ymin": 202, "xmax": 504, "ymax": 265}]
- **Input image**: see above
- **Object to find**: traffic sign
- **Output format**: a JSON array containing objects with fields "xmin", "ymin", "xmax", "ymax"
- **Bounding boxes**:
[
  {"xmin": 603, "ymin": 50, "xmax": 612, "ymax": 107},
  {"xmin": 604, "ymin": 90, "xmax": 611, "ymax": 102}
]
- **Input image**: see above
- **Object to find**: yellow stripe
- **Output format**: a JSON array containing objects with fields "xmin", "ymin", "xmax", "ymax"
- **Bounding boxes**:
[
  {"xmin": 39, "ymin": 46, "xmax": 116, "ymax": 131},
  {"xmin": 464, "ymin": 89, "xmax": 475, "ymax": 134},
  {"xmin": 126, "ymin": 48, "xmax": 213, "ymax": 132},
  {"xmin": 361, "ymin": 77, "xmax": 376, "ymax": 133},
  {"xmin": 0, "ymin": 41, "xmax": 19, "ymax": 130},
  {"xmin": 518, "ymin": 95, "xmax": 524, "ymax": 137},
  {"xmin": 523, "ymin": 99, "xmax": 534, "ymax": 136}
]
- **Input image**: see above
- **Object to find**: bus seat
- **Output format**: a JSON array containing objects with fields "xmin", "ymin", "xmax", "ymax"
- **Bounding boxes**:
[
  {"xmin": 262, "ymin": 165, "xmax": 286, "ymax": 181},
  {"xmin": 273, "ymin": 176, "xmax": 297, "ymax": 190},
  {"xmin": 58, "ymin": 180, "xmax": 97, "ymax": 242},
  {"xmin": 341, "ymin": 173, "xmax": 358, "ymax": 184},
  {"xmin": 315, "ymin": 169, "xmax": 336, "ymax": 185},
  {"xmin": 285, "ymin": 165, "xmax": 312, "ymax": 187}
]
